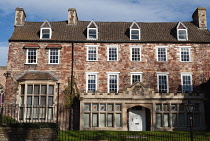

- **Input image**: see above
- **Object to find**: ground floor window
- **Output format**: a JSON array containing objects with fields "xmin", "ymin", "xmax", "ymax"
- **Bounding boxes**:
[
  {"xmin": 84, "ymin": 103, "xmax": 122, "ymax": 128},
  {"xmin": 156, "ymin": 103, "xmax": 200, "ymax": 128},
  {"xmin": 19, "ymin": 83, "xmax": 55, "ymax": 121}
]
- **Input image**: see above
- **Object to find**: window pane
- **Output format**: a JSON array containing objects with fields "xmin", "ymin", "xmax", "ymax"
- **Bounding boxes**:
[
  {"xmin": 163, "ymin": 104, "xmax": 169, "ymax": 111},
  {"xmin": 33, "ymin": 108, "xmax": 39, "ymax": 120},
  {"xmin": 84, "ymin": 114, "xmax": 90, "ymax": 127},
  {"xmin": 100, "ymin": 114, "xmax": 106, "ymax": 127},
  {"xmin": 107, "ymin": 113, "xmax": 113, "ymax": 127},
  {"xmin": 181, "ymin": 48, "xmax": 190, "ymax": 61},
  {"xmin": 179, "ymin": 104, "xmax": 185, "ymax": 111},
  {"xmin": 158, "ymin": 75, "xmax": 167, "ymax": 93},
  {"xmin": 131, "ymin": 48, "xmax": 140, "ymax": 61},
  {"xmin": 179, "ymin": 113, "xmax": 185, "ymax": 128},
  {"xmin": 48, "ymin": 85, "xmax": 54, "ymax": 95},
  {"xmin": 194, "ymin": 114, "xmax": 200, "ymax": 127},
  {"xmin": 40, "ymin": 108, "xmax": 46, "ymax": 120},
  {"xmin": 48, "ymin": 108, "xmax": 53, "ymax": 120},
  {"xmin": 116, "ymin": 113, "xmax": 122, "ymax": 127},
  {"xmin": 164, "ymin": 114, "xmax": 169, "ymax": 127},
  {"xmin": 84, "ymin": 104, "xmax": 90, "ymax": 111},
  {"xmin": 49, "ymin": 49, "xmax": 59, "ymax": 64},
  {"xmin": 158, "ymin": 48, "xmax": 166, "ymax": 61},
  {"xmin": 41, "ymin": 96, "xmax": 46, "ymax": 105},
  {"xmin": 132, "ymin": 74, "xmax": 141, "ymax": 84},
  {"xmin": 88, "ymin": 75, "xmax": 96, "ymax": 93},
  {"xmin": 172, "ymin": 113, "xmax": 177, "ymax": 127},
  {"xmin": 179, "ymin": 30, "xmax": 187, "ymax": 39},
  {"xmin": 19, "ymin": 107, "xmax": 24, "ymax": 120},
  {"xmin": 115, "ymin": 104, "xmax": 121, "ymax": 111},
  {"xmin": 26, "ymin": 108, "xmax": 32, "ymax": 120},
  {"xmin": 48, "ymin": 97, "xmax": 53, "ymax": 106},
  {"xmin": 34, "ymin": 96, "xmax": 39, "ymax": 105},
  {"xmin": 100, "ymin": 104, "xmax": 106, "ymax": 111},
  {"xmin": 92, "ymin": 113, "xmax": 98, "ymax": 127},
  {"xmin": 156, "ymin": 104, "xmax": 162, "ymax": 112},
  {"xmin": 156, "ymin": 113, "xmax": 162, "ymax": 127},
  {"xmin": 171, "ymin": 104, "xmax": 177, "ymax": 111},
  {"xmin": 41, "ymin": 85, "xmax": 47, "ymax": 94},
  {"xmin": 109, "ymin": 75, "xmax": 117, "ymax": 93},
  {"xmin": 27, "ymin": 49, "xmax": 37, "ymax": 63},
  {"xmin": 88, "ymin": 47, "xmax": 97, "ymax": 61},
  {"xmin": 34, "ymin": 85, "xmax": 40, "ymax": 94},
  {"xmin": 107, "ymin": 104, "xmax": 113, "ymax": 111},
  {"xmin": 27, "ymin": 96, "xmax": 32, "ymax": 105},
  {"xmin": 92, "ymin": 103, "xmax": 98, "ymax": 111},
  {"xmin": 182, "ymin": 75, "xmax": 192, "ymax": 93},
  {"xmin": 108, "ymin": 47, "xmax": 117, "ymax": 61},
  {"xmin": 27, "ymin": 85, "xmax": 33, "ymax": 94},
  {"xmin": 21, "ymin": 85, "xmax": 25, "ymax": 95}
]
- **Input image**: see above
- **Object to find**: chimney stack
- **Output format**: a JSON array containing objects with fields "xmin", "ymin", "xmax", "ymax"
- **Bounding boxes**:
[
  {"xmin": 68, "ymin": 8, "xmax": 78, "ymax": 25},
  {"xmin": 192, "ymin": 7, "xmax": 207, "ymax": 29},
  {"xmin": 14, "ymin": 7, "xmax": 26, "ymax": 26}
]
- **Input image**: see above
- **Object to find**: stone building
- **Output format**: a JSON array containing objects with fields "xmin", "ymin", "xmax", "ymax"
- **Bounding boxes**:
[
  {"xmin": 4, "ymin": 7, "xmax": 210, "ymax": 131},
  {"xmin": 0, "ymin": 66, "xmax": 6, "ymax": 104}
]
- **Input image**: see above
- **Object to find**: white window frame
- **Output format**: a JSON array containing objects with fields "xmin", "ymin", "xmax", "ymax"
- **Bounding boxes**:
[
  {"xmin": 86, "ymin": 45, "xmax": 99, "ymax": 61},
  {"xmin": 26, "ymin": 48, "xmax": 38, "ymax": 64},
  {"xmin": 48, "ymin": 48, "xmax": 60, "ymax": 64},
  {"xmin": 130, "ymin": 72, "xmax": 143, "ymax": 85},
  {"xmin": 40, "ymin": 28, "xmax": 52, "ymax": 39},
  {"xmin": 156, "ymin": 46, "xmax": 168, "ymax": 62},
  {"xmin": 107, "ymin": 45, "xmax": 119, "ymax": 61},
  {"xmin": 179, "ymin": 46, "xmax": 191, "ymax": 62},
  {"xmin": 87, "ymin": 28, "xmax": 98, "ymax": 40},
  {"xmin": 181, "ymin": 72, "xmax": 193, "ymax": 93},
  {"xmin": 177, "ymin": 29, "xmax": 188, "ymax": 41},
  {"xmin": 85, "ymin": 72, "xmax": 98, "ymax": 93},
  {"xmin": 130, "ymin": 46, "xmax": 141, "ymax": 61},
  {"xmin": 130, "ymin": 29, "xmax": 140, "ymax": 40},
  {"xmin": 156, "ymin": 72, "xmax": 169, "ymax": 93},
  {"xmin": 106, "ymin": 72, "xmax": 120, "ymax": 93}
]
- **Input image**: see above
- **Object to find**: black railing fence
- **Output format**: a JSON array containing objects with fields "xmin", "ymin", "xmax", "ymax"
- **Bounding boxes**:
[{"xmin": 1, "ymin": 105, "xmax": 210, "ymax": 141}]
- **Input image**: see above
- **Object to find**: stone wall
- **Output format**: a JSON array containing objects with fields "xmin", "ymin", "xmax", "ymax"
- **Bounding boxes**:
[
  {"xmin": 0, "ymin": 127, "xmax": 57, "ymax": 141},
  {"xmin": 0, "ymin": 66, "xmax": 6, "ymax": 87}
]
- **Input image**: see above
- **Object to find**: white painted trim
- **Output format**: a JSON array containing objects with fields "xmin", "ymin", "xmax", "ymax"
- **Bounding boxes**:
[
  {"xmin": 156, "ymin": 73, "xmax": 169, "ymax": 93},
  {"xmin": 107, "ymin": 46, "xmax": 119, "ymax": 61},
  {"xmin": 48, "ymin": 48, "xmax": 60, "ymax": 64},
  {"xmin": 87, "ymin": 28, "xmax": 98, "ymax": 40},
  {"xmin": 86, "ymin": 46, "xmax": 99, "ymax": 61},
  {"xmin": 130, "ymin": 46, "xmax": 141, "ymax": 61},
  {"xmin": 26, "ymin": 48, "xmax": 38, "ymax": 64},
  {"xmin": 40, "ymin": 27, "xmax": 52, "ymax": 39},
  {"xmin": 130, "ymin": 72, "xmax": 143, "ymax": 85},
  {"xmin": 181, "ymin": 73, "xmax": 193, "ymax": 93},
  {"xmin": 86, "ymin": 72, "xmax": 98, "ymax": 93},
  {"xmin": 156, "ymin": 46, "xmax": 168, "ymax": 62},
  {"xmin": 179, "ymin": 47, "xmax": 191, "ymax": 62},
  {"xmin": 177, "ymin": 29, "xmax": 188, "ymax": 41},
  {"xmin": 130, "ymin": 29, "xmax": 140, "ymax": 40},
  {"xmin": 107, "ymin": 72, "xmax": 120, "ymax": 93}
]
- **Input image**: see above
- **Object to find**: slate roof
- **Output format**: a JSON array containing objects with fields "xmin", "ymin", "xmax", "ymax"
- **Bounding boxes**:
[
  {"xmin": 17, "ymin": 71, "xmax": 58, "ymax": 81},
  {"xmin": 9, "ymin": 20, "xmax": 210, "ymax": 43}
]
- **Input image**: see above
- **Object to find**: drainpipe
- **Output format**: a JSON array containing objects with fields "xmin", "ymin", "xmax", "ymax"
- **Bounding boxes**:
[{"xmin": 69, "ymin": 41, "xmax": 74, "ymax": 130}]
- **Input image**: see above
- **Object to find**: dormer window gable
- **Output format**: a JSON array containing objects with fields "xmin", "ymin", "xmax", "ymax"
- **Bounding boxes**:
[
  {"xmin": 87, "ymin": 20, "xmax": 98, "ymax": 40},
  {"xmin": 40, "ymin": 19, "xmax": 52, "ymax": 39},
  {"xmin": 176, "ymin": 22, "xmax": 188, "ymax": 41},
  {"xmin": 130, "ymin": 21, "xmax": 140, "ymax": 40}
]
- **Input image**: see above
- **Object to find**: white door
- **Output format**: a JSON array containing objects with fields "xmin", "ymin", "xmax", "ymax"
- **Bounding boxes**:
[{"xmin": 129, "ymin": 108, "xmax": 146, "ymax": 131}]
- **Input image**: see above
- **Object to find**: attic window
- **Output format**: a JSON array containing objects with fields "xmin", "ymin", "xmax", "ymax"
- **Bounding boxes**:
[
  {"xmin": 40, "ymin": 19, "xmax": 52, "ymax": 39},
  {"xmin": 41, "ymin": 28, "xmax": 51, "ymax": 39},
  {"xmin": 176, "ymin": 22, "xmax": 188, "ymax": 41},
  {"xmin": 87, "ymin": 20, "xmax": 98, "ymax": 40},
  {"xmin": 130, "ymin": 21, "xmax": 140, "ymax": 40}
]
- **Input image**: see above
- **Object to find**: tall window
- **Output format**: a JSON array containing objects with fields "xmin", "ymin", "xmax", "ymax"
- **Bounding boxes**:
[
  {"xmin": 130, "ymin": 46, "xmax": 141, "ymax": 61},
  {"xmin": 107, "ymin": 46, "xmax": 118, "ymax": 61},
  {"xmin": 49, "ymin": 49, "xmax": 60, "ymax": 64},
  {"xmin": 26, "ymin": 48, "xmax": 38, "ymax": 64},
  {"xmin": 157, "ymin": 73, "xmax": 169, "ymax": 93},
  {"xmin": 86, "ymin": 46, "xmax": 98, "ymax": 61},
  {"xmin": 180, "ymin": 47, "xmax": 191, "ymax": 62},
  {"xmin": 86, "ymin": 72, "xmax": 98, "ymax": 93},
  {"xmin": 19, "ymin": 83, "xmax": 55, "ymax": 121},
  {"xmin": 157, "ymin": 47, "xmax": 167, "ymax": 62},
  {"xmin": 107, "ymin": 72, "xmax": 120, "ymax": 93},
  {"xmin": 130, "ymin": 72, "xmax": 142, "ymax": 84},
  {"xmin": 181, "ymin": 73, "xmax": 193, "ymax": 93},
  {"xmin": 40, "ymin": 28, "xmax": 52, "ymax": 39}
]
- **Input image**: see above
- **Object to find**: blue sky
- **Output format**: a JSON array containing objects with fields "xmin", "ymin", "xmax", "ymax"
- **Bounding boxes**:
[{"xmin": 0, "ymin": 0, "xmax": 210, "ymax": 66}]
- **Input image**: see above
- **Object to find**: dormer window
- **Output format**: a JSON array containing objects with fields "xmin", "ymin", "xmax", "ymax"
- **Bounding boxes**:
[
  {"xmin": 176, "ymin": 22, "xmax": 188, "ymax": 41},
  {"xmin": 41, "ymin": 28, "xmax": 51, "ymax": 39},
  {"xmin": 130, "ymin": 21, "xmax": 140, "ymax": 40},
  {"xmin": 87, "ymin": 20, "xmax": 98, "ymax": 40},
  {"xmin": 40, "ymin": 19, "xmax": 52, "ymax": 39}
]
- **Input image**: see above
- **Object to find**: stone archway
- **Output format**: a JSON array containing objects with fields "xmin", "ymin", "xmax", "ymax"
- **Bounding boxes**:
[{"xmin": 127, "ymin": 105, "xmax": 151, "ymax": 131}]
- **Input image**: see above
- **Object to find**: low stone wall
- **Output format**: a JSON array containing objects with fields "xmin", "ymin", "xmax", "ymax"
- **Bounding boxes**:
[{"xmin": 0, "ymin": 127, "xmax": 57, "ymax": 141}]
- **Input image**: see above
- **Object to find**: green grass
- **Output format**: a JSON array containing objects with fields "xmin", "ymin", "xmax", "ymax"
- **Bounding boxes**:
[{"xmin": 58, "ymin": 130, "xmax": 210, "ymax": 141}]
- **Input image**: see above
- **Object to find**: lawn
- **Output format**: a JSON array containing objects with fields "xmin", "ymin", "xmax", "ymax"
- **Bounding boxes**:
[{"xmin": 58, "ymin": 130, "xmax": 210, "ymax": 141}]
